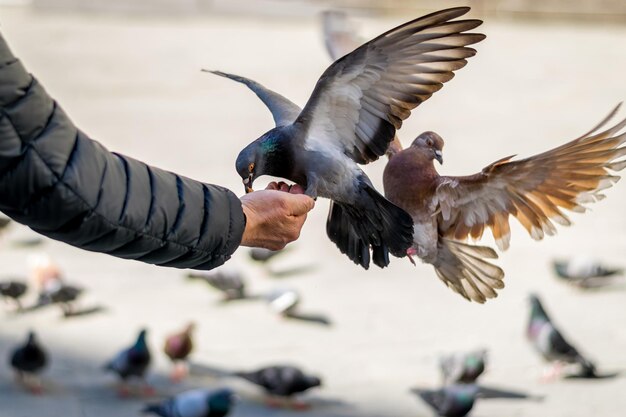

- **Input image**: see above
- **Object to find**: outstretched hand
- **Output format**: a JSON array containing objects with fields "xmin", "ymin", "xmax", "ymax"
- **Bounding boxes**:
[{"xmin": 240, "ymin": 182, "xmax": 315, "ymax": 250}]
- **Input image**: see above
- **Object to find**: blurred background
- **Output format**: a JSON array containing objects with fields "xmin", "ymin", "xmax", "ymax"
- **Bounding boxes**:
[{"xmin": 0, "ymin": 1, "xmax": 625, "ymax": 416}]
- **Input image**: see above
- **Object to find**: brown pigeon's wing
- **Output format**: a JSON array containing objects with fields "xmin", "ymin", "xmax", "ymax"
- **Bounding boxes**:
[
  {"xmin": 206, "ymin": 70, "xmax": 302, "ymax": 127},
  {"xmin": 297, "ymin": 7, "xmax": 485, "ymax": 164},
  {"xmin": 435, "ymin": 105, "xmax": 626, "ymax": 251},
  {"xmin": 321, "ymin": 10, "xmax": 363, "ymax": 61}
]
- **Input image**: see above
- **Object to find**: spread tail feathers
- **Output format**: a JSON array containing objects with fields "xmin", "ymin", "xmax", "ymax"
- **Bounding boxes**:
[
  {"xmin": 434, "ymin": 239, "xmax": 505, "ymax": 303},
  {"xmin": 326, "ymin": 183, "xmax": 413, "ymax": 269}
]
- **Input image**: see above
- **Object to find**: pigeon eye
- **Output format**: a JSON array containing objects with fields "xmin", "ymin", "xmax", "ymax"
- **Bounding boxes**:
[
  {"xmin": 248, "ymin": 163, "xmax": 255, "ymax": 173},
  {"xmin": 426, "ymin": 139, "xmax": 434, "ymax": 147}
]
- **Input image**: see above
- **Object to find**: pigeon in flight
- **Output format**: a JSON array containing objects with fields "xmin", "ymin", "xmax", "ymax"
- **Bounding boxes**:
[
  {"xmin": 440, "ymin": 349, "xmax": 487, "ymax": 384},
  {"xmin": 234, "ymin": 365, "xmax": 321, "ymax": 409},
  {"xmin": 164, "ymin": 322, "xmax": 195, "ymax": 382},
  {"xmin": 320, "ymin": 10, "xmax": 403, "ymax": 157},
  {"xmin": 413, "ymin": 384, "xmax": 480, "ymax": 417},
  {"xmin": 207, "ymin": 7, "xmax": 485, "ymax": 269},
  {"xmin": 527, "ymin": 294, "xmax": 597, "ymax": 379},
  {"xmin": 143, "ymin": 388, "xmax": 236, "ymax": 417},
  {"xmin": 10, "ymin": 331, "xmax": 48, "ymax": 394},
  {"xmin": 105, "ymin": 328, "xmax": 153, "ymax": 396},
  {"xmin": 383, "ymin": 106, "xmax": 626, "ymax": 302}
]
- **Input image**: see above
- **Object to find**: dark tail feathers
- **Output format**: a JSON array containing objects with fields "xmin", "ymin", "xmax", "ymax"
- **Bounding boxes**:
[
  {"xmin": 576, "ymin": 355, "xmax": 597, "ymax": 378},
  {"xmin": 142, "ymin": 404, "xmax": 168, "ymax": 417},
  {"xmin": 326, "ymin": 183, "xmax": 413, "ymax": 269}
]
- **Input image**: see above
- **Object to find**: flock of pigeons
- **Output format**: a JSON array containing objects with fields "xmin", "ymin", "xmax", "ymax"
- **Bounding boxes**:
[
  {"xmin": 2, "ymin": 213, "xmax": 622, "ymax": 417},
  {"xmin": 1, "ymin": 5, "xmax": 625, "ymax": 417}
]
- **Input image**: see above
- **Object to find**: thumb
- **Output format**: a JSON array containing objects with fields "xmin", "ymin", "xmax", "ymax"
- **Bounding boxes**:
[{"xmin": 284, "ymin": 193, "xmax": 315, "ymax": 216}]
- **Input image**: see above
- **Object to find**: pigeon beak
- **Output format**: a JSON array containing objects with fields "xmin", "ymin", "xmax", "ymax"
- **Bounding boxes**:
[
  {"xmin": 243, "ymin": 175, "xmax": 254, "ymax": 194},
  {"xmin": 434, "ymin": 150, "xmax": 443, "ymax": 165}
]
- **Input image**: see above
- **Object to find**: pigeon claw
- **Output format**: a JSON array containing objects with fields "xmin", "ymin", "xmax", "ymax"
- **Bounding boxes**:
[{"xmin": 406, "ymin": 247, "xmax": 418, "ymax": 266}]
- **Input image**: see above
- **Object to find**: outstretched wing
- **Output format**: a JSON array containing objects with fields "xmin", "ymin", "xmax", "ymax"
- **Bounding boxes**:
[
  {"xmin": 321, "ymin": 10, "xmax": 363, "ymax": 61},
  {"xmin": 434, "ymin": 105, "xmax": 626, "ymax": 251},
  {"xmin": 205, "ymin": 70, "xmax": 302, "ymax": 127},
  {"xmin": 298, "ymin": 7, "xmax": 484, "ymax": 164}
]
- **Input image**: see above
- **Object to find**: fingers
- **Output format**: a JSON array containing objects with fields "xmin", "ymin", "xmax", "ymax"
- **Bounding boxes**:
[
  {"xmin": 289, "ymin": 184, "xmax": 305, "ymax": 195},
  {"xmin": 265, "ymin": 181, "xmax": 305, "ymax": 194},
  {"xmin": 284, "ymin": 193, "xmax": 315, "ymax": 216}
]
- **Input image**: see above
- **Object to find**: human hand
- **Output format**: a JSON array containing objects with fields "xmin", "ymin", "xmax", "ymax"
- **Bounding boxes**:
[{"xmin": 240, "ymin": 182, "xmax": 315, "ymax": 250}]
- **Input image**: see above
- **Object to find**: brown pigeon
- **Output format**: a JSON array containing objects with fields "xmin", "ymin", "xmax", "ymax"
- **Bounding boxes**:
[
  {"xmin": 383, "ymin": 105, "xmax": 626, "ymax": 303},
  {"xmin": 164, "ymin": 322, "xmax": 195, "ymax": 382}
]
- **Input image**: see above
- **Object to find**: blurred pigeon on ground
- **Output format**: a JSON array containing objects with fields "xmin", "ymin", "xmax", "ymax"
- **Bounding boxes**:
[
  {"xmin": 105, "ymin": 329, "xmax": 153, "ymax": 396},
  {"xmin": 37, "ymin": 283, "xmax": 83, "ymax": 315},
  {"xmin": 553, "ymin": 258, "xmax": 623, "ymax": 288},
  {"xmin": 10, "ymin": 331, "xmax": 48, "ymax": 394},
  {"xmin": 527, "ymin": 294, "xmax": 597, "ymax": 379},
  {"xmin": 143, "ymin": 388, "xmax": 236, "ymax": 417},
  {"xmin": 248, "ymin": 247, "xmax": 287, "ymax": 264},
  {"xmin": 266, "ymin": 288, "xmax": 300, "ymax": 316},
  {"xmin": 413, "ymin": 384, "xmax": 480, "ymax": 417},
  {"xmin": 320, "ymin": 10, "xmax": 403, "ymax": 157},
  {"xmin": 440, "ymin": 349, "xmax": 487, "ymax": 384},
  {"xmin": 0, "ymin": 279, "xmax": 28, "ymax": 310},
  {"xmin": 266, "ymin": 289, "xmax": 331, "ymax": 325},
  {"xmin": 164, "ymin": 322, "xmax": 195, "ymax": 382},
  {"xmin": 384, "ymin": 106, "xmax": 626, "ymax": 302},
  {"xmin": 187, "ymin": 270, "xmax": 246, "ymax": 300},
  {"xmin": 235, "ymin": 365, "xmax": 321, "ymax": 409},
  {"xmin": 208, "ymin": 7, "xmax": 485, "ymax": 269}
]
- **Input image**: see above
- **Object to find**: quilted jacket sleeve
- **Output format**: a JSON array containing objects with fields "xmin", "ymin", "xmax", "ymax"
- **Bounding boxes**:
[{"xmin": 0, "ymin": 33, "xmax": 246, "ymax": 270}]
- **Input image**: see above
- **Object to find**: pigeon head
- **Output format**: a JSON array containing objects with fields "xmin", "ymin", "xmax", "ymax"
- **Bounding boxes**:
[
  {"xmin": 26, "ymin": 331, "xmax": 37, "ymax": 345},
  {"xmin": 305, "ymin": 375, "xmax": 322, "ymax": 389},
  {"xmin": 410, "ymin": 131, "xmax": 444, "ymax": 164},
  {"xmin": 207, "ymin": 388, "xmax": 236, "ymax": 413},
  {"xmin": 135, "ymin": 329, "xmax": 148, "ymax": 348},
  {"xmin": 236, "ymin": 128, "xmax": 293, "ymax": 194}
]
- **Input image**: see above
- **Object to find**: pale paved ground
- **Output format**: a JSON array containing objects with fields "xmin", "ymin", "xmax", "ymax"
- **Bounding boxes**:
[{"xmin": 1, "ymin": 6, "xmax": 626, "ymax": 417}]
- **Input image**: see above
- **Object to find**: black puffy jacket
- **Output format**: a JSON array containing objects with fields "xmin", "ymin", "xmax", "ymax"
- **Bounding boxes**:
[{"xmin": 0, "ymin": 32, "xmax": 245, "ymax": 270}]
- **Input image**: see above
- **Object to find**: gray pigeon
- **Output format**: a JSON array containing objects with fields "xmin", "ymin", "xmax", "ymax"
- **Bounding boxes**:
[
  {"xmin": 553, "ymin": 258, "xmax": 623, "ymax": 288},
  {"xmin": 266, "ymin": 288, "xmax": 300, "ymax": 316},
  {"xmin": 440, "ymin": 349, "xmax": 487, "ymax": 384},
  {"xmin": 321, "ymin": 10, "xmax": 362, "ymax": 61},
  {"xmin": 248, "ymin": 247, "xmax": 287, "ymax": 264},
  {"xmin": 187, "ymin": 270, "xmax": 246, "ymax": 300},
  {"xmin": 143, "ymin": 388, "xmax": 236, "ymax": 417},
  {"xmin": 235, "ymin": 365, "xmax": 321, "ymax": 409},
  {"xmin": 10, "ymin": 331, "xmax": 48, "ymax": 394},
  {"xmin": 0, "ymin": 279, "xmax": 28, "ymax": 310},
  {"xmin": 527, "ymin": 294, "xmax": 596, "ymax": 378},
  {"xmin": 37, "ymin": 283, "xmax": 83, "ymax": 315},
  {"xmin": 414, "ymin": 384, "xmax": 480, "ymax": 417},
  {"xmin": 208, "ymin": 7, "xmax": 485, "ymax": 269}
]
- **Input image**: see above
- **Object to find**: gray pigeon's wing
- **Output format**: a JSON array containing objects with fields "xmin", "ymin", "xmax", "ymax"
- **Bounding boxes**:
[
  {"xmin": 321, "ymin": 10, "xmax": 363, "ymax": 61},
  {"xmin": 206, "ymin": 70, "xmax": 302, "ymax": 127},
  {"xmin": 297, "ymin": 7, "xmax": 484, "ymax": 164}
]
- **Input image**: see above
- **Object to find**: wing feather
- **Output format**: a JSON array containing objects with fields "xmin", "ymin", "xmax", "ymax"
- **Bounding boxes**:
[
  {"xmin": 298, "ymin": 7, "xmax": 485, "ymax": 164},
  {"xmin": 436, "ymin": 105, "xmax": 626, "ymax": 250}
]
